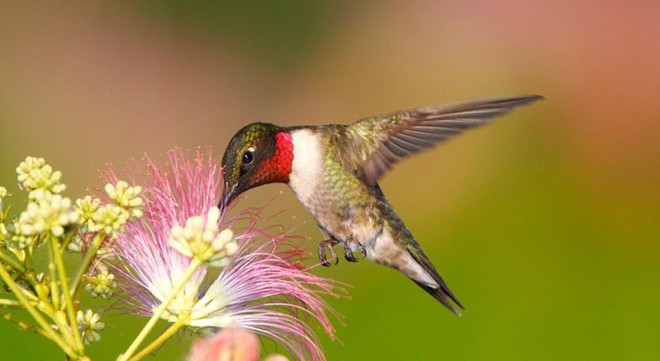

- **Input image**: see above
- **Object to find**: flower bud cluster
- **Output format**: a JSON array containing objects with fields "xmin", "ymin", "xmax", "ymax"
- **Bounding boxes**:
[
  {"xmin": 6, "ymin": 158, "xmax": 78, "ymax": 249},
  {"xmin": 16, "ymin": 191, "xmax": 79, "ymax": 243},
  {"xmin": 10, "ymin": 219, "xmax": 34, "ymax": 250},
  {"xmin": 105, "ymin": 181, "xmax": 143, "ymax": 219},
  {"xmin": 88, "ymin": 204, "xmax": 129, "ymax": 238},
  {"xmin": 76, "ymin": 196, "xmax": 101, "ymax": 221},
  {"xmin": 76, "ymin": 309, "xmax": 105, "ymax": 345},
  {"xmin": 16, "ymin": 156, "xmax": 66, "ymax": 198},
  {"xmin": 83, "ymin": 181, "xmax": 143, "ymax": 238},
  {"xmin": 168, "ymin": 207, "xmax": 237, "ymax": 267},
  {"xmin": 85, "ymin": 265, "xmax": 117, "ymax": 298}
]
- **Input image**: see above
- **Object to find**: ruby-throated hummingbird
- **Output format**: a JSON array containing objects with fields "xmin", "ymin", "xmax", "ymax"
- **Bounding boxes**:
[{"xmin": 220, "ymin": 95, "xmax": 543, "ymax": 315}]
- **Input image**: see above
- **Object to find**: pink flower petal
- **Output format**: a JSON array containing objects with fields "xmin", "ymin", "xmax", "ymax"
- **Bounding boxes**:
[{"xmin": 187, "ymin": 328, "xmax": 259, "ymax": 361}]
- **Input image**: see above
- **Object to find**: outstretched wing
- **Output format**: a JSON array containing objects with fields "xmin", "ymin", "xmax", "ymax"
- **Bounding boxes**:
[{"xmin": 344, "ymin": 95, "xmax": 543, "ymax": 184}]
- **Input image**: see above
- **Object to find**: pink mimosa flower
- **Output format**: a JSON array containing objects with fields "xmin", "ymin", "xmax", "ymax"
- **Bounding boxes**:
[
  {"xmin": 187, "ymin": 327, "xmax": 290, "ymax": 361},
  {"xmin": 106, "ymin": 148, "xmax": 343, "ymax": 361},
  {"xmin": 187, "ymin": 328, "xmax": 260, "ymax": 361}
]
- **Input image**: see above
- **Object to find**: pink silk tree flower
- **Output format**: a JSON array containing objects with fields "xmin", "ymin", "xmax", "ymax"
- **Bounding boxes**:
[
  {"xmin": 187, "ymin": 328, "xmax": 261, "ymax": 361},
  {"xmin": 106, "ymin": 148, "xmax": 344, "ymax": 361}
]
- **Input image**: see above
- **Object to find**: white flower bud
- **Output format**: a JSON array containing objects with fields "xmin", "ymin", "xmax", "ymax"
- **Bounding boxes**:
[
  {"xmin": 15, "ymin": 193, "xmax": 79, "ymax": 244},
  {"xmin": 105, "ymin": 181, "xmax": 144, "ymax": 219},
  {"xmin": 16, "ymin": 156, "xmax": 66, "ymax": 197},
  {"xmin": 168, "ymin": 207, "xmax": 236, "ymax": 267},
  {"xmin": 76, "ymin": 310, "xmax": 105, "ymax": 345}
]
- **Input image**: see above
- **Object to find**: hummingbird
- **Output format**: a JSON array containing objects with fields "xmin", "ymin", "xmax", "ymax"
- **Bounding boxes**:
[{"xmin": 220, "ymin": 95, "xmax": 543, "ymax": 315}]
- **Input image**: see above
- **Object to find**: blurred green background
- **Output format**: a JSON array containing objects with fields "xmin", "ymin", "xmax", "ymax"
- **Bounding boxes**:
[{"xmin": 1, "ymin": 1, "xmax": 658, "ymax": 360}]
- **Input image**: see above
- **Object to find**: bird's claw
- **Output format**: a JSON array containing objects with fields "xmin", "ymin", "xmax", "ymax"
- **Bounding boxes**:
[
  {"xmin": 344, "ymin": 246, "xmax": 358, "ymax": 262},
  {"xmin": 318, "ymin": 238, "xmax": 340, "ymax": 267},
  {"xmin": 344, "ymin": 238, "xmax": 367, "ymax": 262}
]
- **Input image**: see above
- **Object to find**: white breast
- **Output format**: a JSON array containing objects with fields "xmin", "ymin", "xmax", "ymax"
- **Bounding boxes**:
[{"xmin": 289, "ymin": 129, "xmax": 323, "ymax": 202}]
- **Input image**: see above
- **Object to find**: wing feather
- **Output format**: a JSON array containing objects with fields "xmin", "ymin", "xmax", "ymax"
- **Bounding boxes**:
[{"xmin": 345, "ymin": 95, "xmax": 543, "ymax": 184}]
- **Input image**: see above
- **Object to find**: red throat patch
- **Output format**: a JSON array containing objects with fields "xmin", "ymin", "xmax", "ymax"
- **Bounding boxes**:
[{"xmin": 258, "ymin": 132, "xmax": 294, "ymax": 183}]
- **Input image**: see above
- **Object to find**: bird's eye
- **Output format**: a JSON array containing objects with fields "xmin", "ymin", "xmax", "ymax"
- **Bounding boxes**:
[{"xmin": 242, "ymin": 150, "xmax": 254, "ymax": 164}]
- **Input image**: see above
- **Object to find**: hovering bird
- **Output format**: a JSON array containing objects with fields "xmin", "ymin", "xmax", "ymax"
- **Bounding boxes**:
[{"xmin": 220, "ymin": 95, "xmax": 543, "ymax": 315}]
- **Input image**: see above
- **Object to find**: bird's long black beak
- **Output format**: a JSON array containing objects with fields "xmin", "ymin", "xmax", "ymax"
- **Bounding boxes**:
[{"xmin": 218, "ymin": 183, "xmax": 236, "ymax": 213}]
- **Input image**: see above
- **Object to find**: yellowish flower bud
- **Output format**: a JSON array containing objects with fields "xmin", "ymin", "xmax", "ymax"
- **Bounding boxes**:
[
  {"xmin": 15, "ymin": 193, "xmax": 79, "ymax": 243},
  {"xmin": 88, "ymin": 204, "xmax": 129, "ymax": 238},
  {"xmin": 76, "ymin": 195, "xmax": 101, "ymax": 221},
  {"xmin": 76, "ymin": 310, "xmax": 105, "ymax": 345},
  {"xmin": 85, "ymin": 265, "xmax": 117, "ymax": 299},
  {"xmin": 16, "ymin": 156, "xmax": 66, "ymax": 197},
  {"xmin": 105, "ymin": 181, "xmax": 143, "ymax": 219},
  {"xmin": 168, "ymin": 207, "xmax": 237, "ymax": 267}
]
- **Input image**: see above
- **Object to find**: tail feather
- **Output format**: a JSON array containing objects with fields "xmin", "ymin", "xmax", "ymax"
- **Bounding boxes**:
[
  {"xmin": 406, "ymin": 246, "xmax": 464, "ymax": 316},
  {"xmin": 412, "ymin": 279, "xmax": 464, "ymax": 316},
  {"xmin": 371, "ymin": 184, "xmax": 464, "ymax": 315}
]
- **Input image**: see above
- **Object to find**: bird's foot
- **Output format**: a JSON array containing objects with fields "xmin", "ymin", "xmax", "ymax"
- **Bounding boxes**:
[
  {"xmin": 318, "ymin": 238, "xmax": 340, "ymax": 267},
  {"xmin": 344, "ymin": 237, "xmax": 367, "ymax": 262}
]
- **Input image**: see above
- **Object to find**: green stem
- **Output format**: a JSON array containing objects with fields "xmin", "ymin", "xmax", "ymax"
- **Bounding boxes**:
[
  {"xmin": 50, "ymin": 235, "xmax": 85, "ymax": 352},
  {"xmin": 53, "ymin": 310, "xmax": 76, "ymax": 347},
  {"xmin": 0, "ymin": 264, "xmax": 78, "ymax": 359},
  {"xmin": 0, "ymin": 251, "xmax": 25, "ymax": 272},
  {"xmin": 1, "ymin": 310, "xmax": 45, "ymax": 335},
  {"xmin": 32, "ymin": 298, "xmax": 72, "ymax": 344},
  {"xmin": 128, "ymin": 319, "xmax": 186, "ymax": 361},
  {"xmin": 118, "ymin": 258, "xmax": 202, "ymax": 361},
  {"xmin": 0, "ymin": 298, "xmax": 21, "ymax": 307},
  {"xmin": 47, "ymin": 239, "xmax": 60, "ymax": 310},
  {"xmin": 70, "ymin": 233, "xmax": 104, "ymax": 298},
  {"xmin": 25, "ymin": 246, "xmax": 33, "ymax": 270}
]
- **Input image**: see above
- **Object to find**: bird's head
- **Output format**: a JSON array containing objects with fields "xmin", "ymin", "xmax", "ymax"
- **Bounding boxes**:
[{"xmin": 220, "ymin": 122, "xmax": 294, "ymax": 209}]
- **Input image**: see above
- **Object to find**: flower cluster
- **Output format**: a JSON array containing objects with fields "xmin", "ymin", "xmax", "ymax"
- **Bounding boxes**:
[
  {"xmin": 85, "ymin": 265, "xmax": 117, "ymax": 299},
  {"xmin": 168, "ymin": 207, "xmax": 237, "ymax": 267},
  {"xmin": 8, "ymin": 167, "xmax": 78, "ymax": 251},
  {"xmin": 17, "ymin": 192, "xmax": 79, "ymax": 239},
  {"xmin": 77, "ymin": 310, "xmax": 105, "ymax": 345},
  {"xmin": 0, "ymin": 156, "xmax": 116, "ymax": 360},
  {"xmin": 88, "ymin": 204, "xmax": 129, "ymax": 238},
  {"xmin": 76, "ymin": 196, "xmax": 101, "ymax": 221},
  {"xmin": 105, "ymin": 181, "xmax": 143, "ymax": 219},
  {"xmin": 16, "ymin": 156, "xmax": 66, "ymax": 197},
  {"xmin": 81, "ymin": 182, "xmax": 143, "ymax": 240}
]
